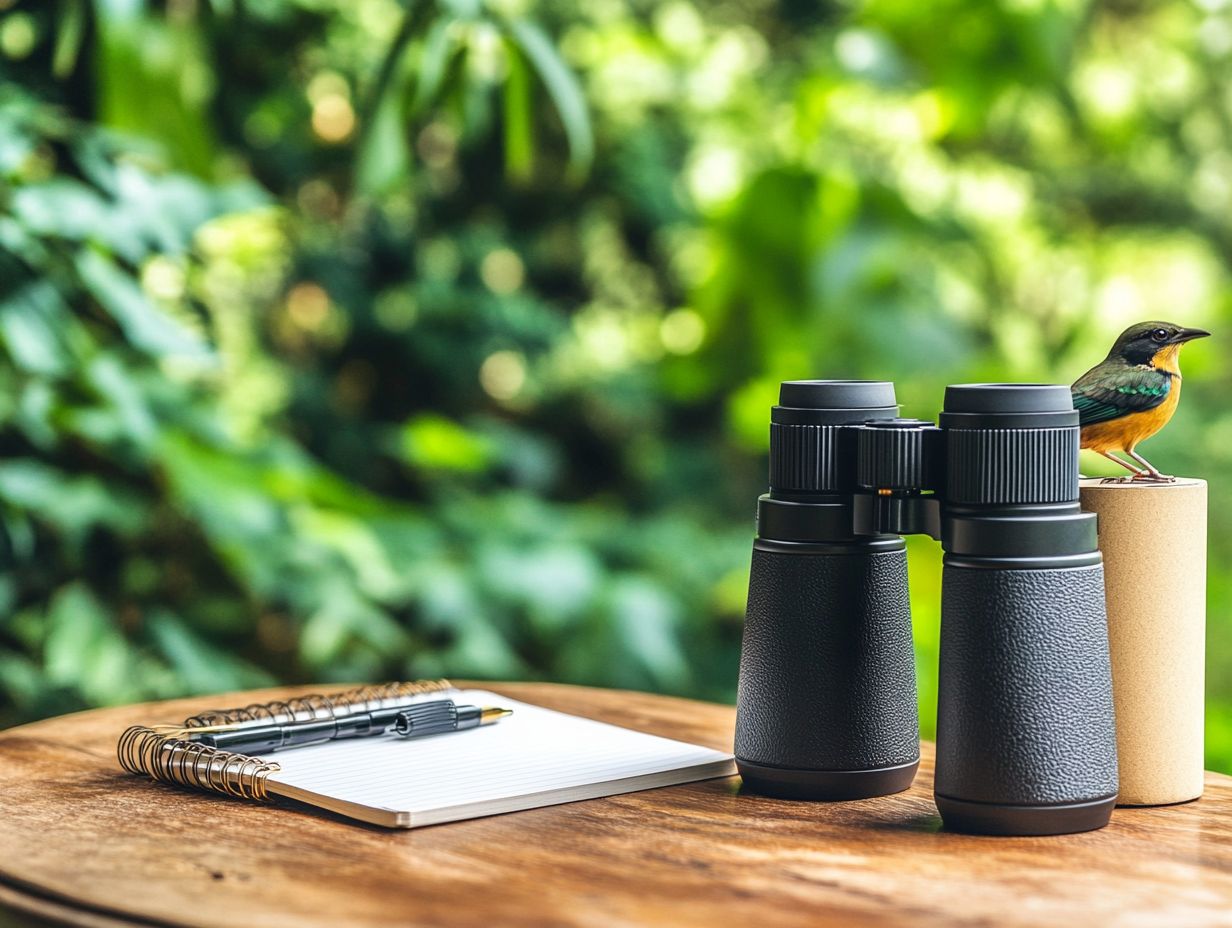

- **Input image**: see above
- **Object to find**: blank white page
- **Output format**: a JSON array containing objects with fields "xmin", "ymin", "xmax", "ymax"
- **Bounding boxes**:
[{"xmin": 264, "ymin": 690, "xmax": 736, "ymax": 828}]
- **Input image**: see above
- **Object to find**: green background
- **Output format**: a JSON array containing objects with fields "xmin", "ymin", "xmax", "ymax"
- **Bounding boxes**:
[{"xmin": 1, "ymin": 0, "xmax": 1230, "ymax": 772}]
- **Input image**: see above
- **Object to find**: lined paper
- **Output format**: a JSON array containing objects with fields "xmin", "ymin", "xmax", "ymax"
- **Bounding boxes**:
[{"xmin": 265, "ymin": 690, "xmax": 735, "ymax": 827}]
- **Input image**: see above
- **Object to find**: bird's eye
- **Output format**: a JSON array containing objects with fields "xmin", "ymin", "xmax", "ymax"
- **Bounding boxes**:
[{"xmin": 1151, "ymin": 328, "xmax": 1169, "ymax": 342}]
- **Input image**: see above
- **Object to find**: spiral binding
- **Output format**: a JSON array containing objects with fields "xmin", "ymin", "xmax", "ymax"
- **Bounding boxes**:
[
  {"xmin": 182, "ymin": 679, "xmax": 455, "ymax": 729},
  {"xmin": 118, "ymin": 726, "xmax": 281, "ymax": 800},
  {"xmin": 118, "ymin": 680, "xmax": 454, "ymax": 801}
]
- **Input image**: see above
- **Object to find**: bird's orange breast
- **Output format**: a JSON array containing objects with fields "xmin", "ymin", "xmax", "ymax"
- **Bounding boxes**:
[{"xmin": 1079, "ymin": 378, "xmax": 1181, "ymax": 453}]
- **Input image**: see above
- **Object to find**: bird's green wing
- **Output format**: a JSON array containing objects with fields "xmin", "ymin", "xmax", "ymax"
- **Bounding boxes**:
[{"xmin": 1071, "ymin": 366, "xmax": 1172, "ymax": 426}]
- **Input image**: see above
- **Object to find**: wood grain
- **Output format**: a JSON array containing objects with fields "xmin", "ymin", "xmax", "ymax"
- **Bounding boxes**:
[{"xmin": 1, "ymin": 682, "xmax": 1231, "ymax": 928}]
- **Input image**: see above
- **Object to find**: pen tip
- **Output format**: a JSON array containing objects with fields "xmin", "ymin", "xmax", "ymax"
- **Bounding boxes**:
[{"xmin": 480, "ymin": 707, "xmax": 514, "ymax": 724}]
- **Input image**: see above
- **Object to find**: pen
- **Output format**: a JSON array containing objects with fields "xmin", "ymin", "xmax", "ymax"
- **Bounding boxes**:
[{"xmin": 189, "ymin": 699, "xmax": 513, "ymax": 754}]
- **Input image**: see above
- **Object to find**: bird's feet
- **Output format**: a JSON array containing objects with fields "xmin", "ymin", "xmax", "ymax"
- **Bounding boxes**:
[
  {"xmin": 1131, "ymin": 471, "xmax": 1177, "ymax": 483},
  {"xmin": 1090, "ymin": 451, "xmax": 1177, "ymax": 483}
]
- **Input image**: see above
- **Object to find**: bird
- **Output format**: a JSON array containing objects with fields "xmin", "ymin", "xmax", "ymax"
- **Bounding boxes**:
[{"xmin": 1071, "ymin": 321, "xmax": 1209, "ymax": 481}]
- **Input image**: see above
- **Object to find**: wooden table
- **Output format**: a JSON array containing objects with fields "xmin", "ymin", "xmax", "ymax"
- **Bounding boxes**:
[{"xmin": 1, "ymin": 683, "xmax": 1231, "ymax": 927}]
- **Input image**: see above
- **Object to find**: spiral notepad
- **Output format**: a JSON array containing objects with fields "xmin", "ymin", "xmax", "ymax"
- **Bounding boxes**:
[{"xmin": 118, "ymin": 682, "xmax": 735, "ymax": 828}]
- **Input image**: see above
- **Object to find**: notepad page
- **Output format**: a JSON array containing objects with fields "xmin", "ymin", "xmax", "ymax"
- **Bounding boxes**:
[{"xmin": 264, "ymin": 690, "xmax": 735, "ymax": 827}]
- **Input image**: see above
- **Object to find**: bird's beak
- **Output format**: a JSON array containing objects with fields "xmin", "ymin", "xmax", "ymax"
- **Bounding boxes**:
[{"xmin": 1174, "ymin": 327, "xmax": 1211, "ymax": 344}]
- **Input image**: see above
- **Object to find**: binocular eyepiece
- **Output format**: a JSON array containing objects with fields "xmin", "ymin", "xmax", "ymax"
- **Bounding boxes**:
[{"xmin": 735, "ymin": 380, "xmax": 1118, "ymax": 836}]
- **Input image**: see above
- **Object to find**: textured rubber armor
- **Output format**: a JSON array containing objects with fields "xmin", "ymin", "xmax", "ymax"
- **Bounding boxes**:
[
  {"xmin": 935, "ymin": 562, "xmax": 1119, "ymax": 805},
  {"xmin": 735, "ymin": 545, "xmax": 919, "ymax": 772}
]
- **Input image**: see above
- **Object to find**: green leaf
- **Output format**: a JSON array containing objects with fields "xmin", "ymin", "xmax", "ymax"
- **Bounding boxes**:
[
  {"xmin": 0, "ymin": 460, "xmax": 147, "ymax": 545},
  {"xmin": 408, "ymin": 560, "xmax": 483, "ymax": 631},
  {"xmin": 113, "ymin": 164, "xmax": 221, "ymax": 257},
  {"xmin": 300, "ymin": 582, "xmax": 408, "ymax": 667},
  {"xmin": 44, "ymin": 583, "xmax": 139, "ymax": 705},
  {"xmin": 502, "ymin": 41, "xmax": 534, "ymax": 182},
  {"xmin": 609, "ymin": 577, "xmax": 690, "ymax": 688},
  {"xmin": 438, "ymin": 0, "xmax": 483, "ymax": 21},
  {"xmin": 14, "ymin": 380, "xmax": 58, "ymax": 450},
  {"xmin": 0, "ymin": 120, "xmax": 34, "ymax": 176},
  {"xmin": 291, "ymin": 508, "xmax": 407, "ymax": 603},
  {"xmin": 75, "ymin": 249, "xmax": 211, "ymax": 359},
  {"xmin": 146, "ymin": 610, "xmax": 273, "ymax": 694},
  {"xmin": 10, "ymin": 180, "xmax": 108, "ymax": 240},
  {"xmin": 92, "ymin": 10, "xmax": 218, "ymax": 176},
  {"xmin": 356, "ymin": 64, "xmax": 413, "ymax": 196},
  {"xmin": 478, "ymin": 542, "xmax": 599, "ymax": 630},
  {"xmin": 500, "ymin": 17, "xmax": 593, "ymax": 182},
  {"xmin": 94, "ymin": 0, "xmax": 143, "ymax": 17},
  {"xmin": 0, "ymin": 282, "xmax": 71, "ymax": 376},
  {"xmin": 157, "ymin": 432, "xmax": 289, "ymax": 596},
  {"xmin": 0, "ymin": 653, "xmax": 45, "ymax": 709},
  {"xmin": 0, "ymin": 216, "xmax": 42, "ymax": 263},
  {"xmin": 441, "ymin": 619, "xmax": 525, "ymax": 678},
  {"xmin": 78, "ymin": 352, "xmax": 160, "ymax": 453},
  {"xmin": 400, "ymin": 414, "xmax": 492, "ymax": 473},
  {"xmin": 52, "ymin": 0, "xmax": 87, "ymax": 79},
  {"xmin": 412, "ymin": 18, "xmax": 459, "ymax": 115}
]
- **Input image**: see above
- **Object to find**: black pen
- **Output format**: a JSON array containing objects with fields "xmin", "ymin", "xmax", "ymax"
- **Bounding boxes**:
[{"xmin": 189, "ymin": 699, "xmax": 513, "ymax": 754}]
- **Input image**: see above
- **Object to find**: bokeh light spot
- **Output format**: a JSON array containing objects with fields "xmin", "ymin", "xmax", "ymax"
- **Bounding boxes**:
[
  {"xmin": 686, "ymin": 146, "xmax": 743, "ymax": 208},
  {"xmin": 420, "ymin": 239, "xmax": 461, "ymax": 281},
  {"xmin": 374, "ymin": 289, "xmax": 418, "ymax": 332},
  {"xmin": 835, "ymin": 29, "xmax": 880, "ymax": 73},
  {"xmin": 312, "ymin": 93, "xmax": 355, "ymax": 143},
  {"xmin": 306, "ymin": 71, "xmax": 350, "ymax": 104},
  {"xmin": 480, "ymin": 248, "xmax": 526, "ymax": 294},
  {"xmin": 0, "ymin": 13, "xmax": 37, "ymax": 59},
  {"xmin": 418, "ymin": 122, "xmax": 458, "ymax": 169},
  {"xmin": 286, "ymin": 282, "xmax": 331, "ymax": 331},
  {"xmin": 480, "ymin": 350, "xmax": 527, "ymax": 401},
  {"xmin": 141, "ymin": 257, "xmax": 186, "ymax": 302},
  {"xmin": 654, "ymin": 2, "xmax": 705, "ymax": 52},
  {"xmin": 660, "ymin": 309, "xmax": 706, "ymax": 354}
]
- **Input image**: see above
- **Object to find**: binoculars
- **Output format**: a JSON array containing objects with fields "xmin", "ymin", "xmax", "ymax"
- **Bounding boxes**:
[{"xmin": 734, "ymin": 380, "xmax": 1119, "ymax": 836}]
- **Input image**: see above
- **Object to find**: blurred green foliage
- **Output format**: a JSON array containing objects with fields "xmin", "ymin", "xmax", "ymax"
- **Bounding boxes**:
[{"xmin": 1, "ymin": 0, "xmax": 1230, "ymax": 772}]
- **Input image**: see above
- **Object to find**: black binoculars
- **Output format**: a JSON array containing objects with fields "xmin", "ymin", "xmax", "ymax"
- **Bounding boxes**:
[{"xmin": 734, "ymin": 380, "xmax": 1119, "ymax": 836}]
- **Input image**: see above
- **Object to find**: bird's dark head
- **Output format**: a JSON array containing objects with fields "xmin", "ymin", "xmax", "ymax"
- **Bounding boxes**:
[{"xmin": 1110, "ymin": 321, "xmax": 1210, "ymax": 368}]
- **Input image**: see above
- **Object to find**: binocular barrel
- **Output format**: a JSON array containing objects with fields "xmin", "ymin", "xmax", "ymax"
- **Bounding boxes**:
[
  {"xmin": 735, "ymin": 381, "xmax": 920, "ymax": 800},
  {"xmin": 734, "ymin": 380, "xmax": 1119, "ymax": 836}
]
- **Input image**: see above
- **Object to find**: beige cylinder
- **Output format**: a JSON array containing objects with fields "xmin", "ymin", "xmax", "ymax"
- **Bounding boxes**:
[{"xmin": 1079, "ymin": 478, "xmax": 1207, "ymax": 806}]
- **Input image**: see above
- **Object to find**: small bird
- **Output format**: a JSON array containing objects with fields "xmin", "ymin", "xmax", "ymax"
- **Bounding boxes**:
[{"xmin": 1071, "ymin": 321, "xmax": 1209, "ymax": 481}]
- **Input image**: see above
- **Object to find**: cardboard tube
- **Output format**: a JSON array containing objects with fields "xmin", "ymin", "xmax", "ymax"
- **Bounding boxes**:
[{"xmin": 1079, "ymin": 478, "xmax": 1207, "ymax": 806}]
